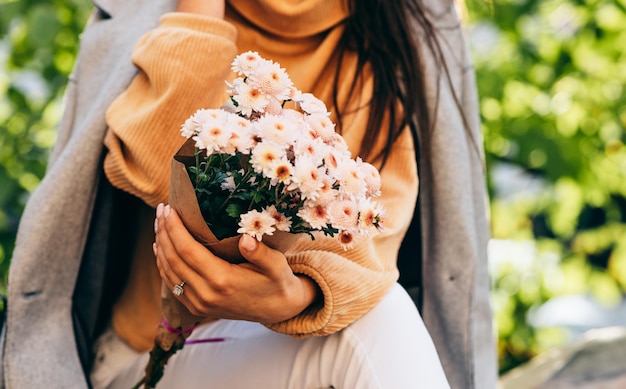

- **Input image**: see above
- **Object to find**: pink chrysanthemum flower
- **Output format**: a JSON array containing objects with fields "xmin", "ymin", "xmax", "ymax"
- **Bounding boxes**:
[
  {"xmin": 231, "ymin": 51, "xmax": 263, "ymax": 77},
  {"xmin": 237, "ymin": 209, "xmax": 276, "ymax": 241},
  {"xmin": 293, "ymin": 137, "xmax": 327, "ymax": 166},
  {"xmin": 193, "ymin": 117, "xmax": 233, "ymax": 153},
  {"xmin": 225, "ymin": 116, "xmax": 255, "ymax": 154},
  {"xmin": 323, "ymin": 149, "xmax": 346, "ymax": 181},
  {"xmin": 265, "ymin": 205, "xmax": 292, "ymax": 232},
  {"xmin": 336, "ymin": 159, "xmax": 367, "ymax": 199},
  {"xmin": 328, "ymin": 132, "xmax": 351, "ymax": 155},
  {"xmin": 249, "ymin": 61, "xmax": 294, "ymax": 101},
  {"xmin": 281, "ymin": 109, "xmax": 306, "ymax": 128},
  {"xmin": 266, "ymin": 158, "xmax": 293, "ymax": 186},
  {"xmin": 293, "ymin": 92, "xmax": 329, "ymax": 115},
  {"xmin": 264, "ymin": 97, "xmax": 284, "ymax": 115},
  {"xmin": 358, "ymin": 159, "xmax": 382, "ymax": 197},
  {"xmin": 305, "ymin": 113, "xmax": 336, "ymax": 142},
  {"xmin": 232, "ymin": 80, "xmax": 269, "ymax": 116},
  {"xmin": 328, "ymin": 198, "xmax": 359, "ymax": 231},
  {"xmin": 358, "ymin": 198, "xmax": 385, "ymax": 234},
  {"xmin": 181, "ymin": 108, "xmax": 226, "ymax": 138},
  {"xmin": 337, "ymin": 230, "xmax": 358, "ymax": 251},
  {"xmin": 250, "ymin": 141, "xmax": 286, "ymax": 174},
  {"xmin": 256, "ymin": 114, "xmax": 296, "ymax": 146},
  {"xmin": 315, "ymin": 176, "xmax": 339, "ymax": 206},
  {"xmin": 288, "ymin": 156, "xmax": 324, "ymax": 200},
  {"xmin": 297, "ymin": 201, "xmax": 328, "ymax": 230}
]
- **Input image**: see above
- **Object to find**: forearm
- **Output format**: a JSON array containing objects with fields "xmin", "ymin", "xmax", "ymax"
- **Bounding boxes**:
[
  {"xmin": 104, "ymin": 13, "xmax": 237, "ymax": 206},
  {"xmin": 175, "ymin": 0, "xmax": 225, "ymax": 18}
]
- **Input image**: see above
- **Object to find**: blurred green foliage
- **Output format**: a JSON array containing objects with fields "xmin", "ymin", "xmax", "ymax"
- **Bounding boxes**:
[
  {"xmin": 1, "ymin": 0, "xmax": 625, "ymax": 375},
  {"xmin": 0, "ymin": 0, "xmax": 91, "ymax": 282},
  {"xmin": 468, "ymin": 0, "xmax": 626, "ymax": 374}
]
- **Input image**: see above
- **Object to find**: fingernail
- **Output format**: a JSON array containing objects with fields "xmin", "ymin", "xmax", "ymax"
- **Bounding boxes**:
[
  {"xmin": 164, "ymin": 204, "xmax": 171, "ymax": 217},
  {"xmin": 156, "ymin": 203, "xmax": 164, "ymax": 218},
  {"xmin": 154, "ymin": 218, "xmax": 159, "ymax": 234},
  {"xmin": 241, "ymin": 234, "xmax": 257, "ymax": 252},
  {"xmin": 152, "ymin": 242, "xmax": 157, "ymax": 257}
]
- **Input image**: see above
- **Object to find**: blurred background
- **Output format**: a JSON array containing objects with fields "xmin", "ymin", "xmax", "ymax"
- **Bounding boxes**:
[{"xmin": 1, "ymin": 0, "xmax": 625, "ymax": 379}]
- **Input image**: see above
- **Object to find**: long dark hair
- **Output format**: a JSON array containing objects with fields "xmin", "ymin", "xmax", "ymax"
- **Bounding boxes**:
[
  {"xmin": 335, "ymin": 0, "xmax": 471, "ymax": 306},
  {"xmin": 334, "ymin": 0, "xmax": 466, "ymax": 167}
]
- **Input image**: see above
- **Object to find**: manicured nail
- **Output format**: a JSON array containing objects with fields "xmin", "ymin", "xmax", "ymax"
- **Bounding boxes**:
[
  {"xmin": 241, "ymin": 234, "xmax": 258, "ymax": 252},
  {"xmin": 164, "ymin": 204, "xmax": 171, "ymax": 217},
  {"xmin": 153, "ymin": 242, "xmax": 157, "ymax": 257},
  {"xmin": 154, "ymin": 218, "xmax": 159, "ymax": 234},
  {"xmin": 156, "ymin": 203, "xmax": 164, "ymax": 218}
]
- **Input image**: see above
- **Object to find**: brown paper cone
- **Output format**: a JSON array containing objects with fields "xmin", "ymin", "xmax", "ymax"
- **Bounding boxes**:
[
  {"xmin": 169, "ymin": 138, "xmax": 303, "ymax": 264},
  {"xmin": 138, "ymin": 139, "xmax": 306, "ymax": 388}
]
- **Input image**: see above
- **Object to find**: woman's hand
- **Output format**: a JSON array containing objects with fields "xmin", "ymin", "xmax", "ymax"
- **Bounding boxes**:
[
  {"xmin": 154, "ymin": 204, "xmax": 320, "ymax": 323},
  {"xmin": 175, "ymin": 0, "xmax": 225, "ymax": 18}
]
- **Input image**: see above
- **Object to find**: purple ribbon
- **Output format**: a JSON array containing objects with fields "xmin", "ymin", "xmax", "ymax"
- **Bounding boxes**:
[{"xmin": 160, "ymin": 318, "xmax": 229, "ymax": 345}]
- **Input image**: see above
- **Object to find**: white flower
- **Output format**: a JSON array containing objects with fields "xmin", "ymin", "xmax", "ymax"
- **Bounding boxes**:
[
  {"xmin": 304, "ymin": 113, "xmax": 336, "ymax": 142},
  {"xmin": 193, "ymin": 116, "xmax": 233, "ymax": 152},
  {"xmin": 316, "ymin": 176, "xmax": 339, "ymax": 206},
  {"xmin": 327, "ymin": 198, "xmax": 359, "ymax": 230},
  {"xmin": 266, "ymin": 157, "xmax": 293, "ymax": 186},
  {"xmin": 358, "ymin": 198, "xmax": 385, "ymax": 234},
  {"xmin": 287, "ymin": 156, "xmax": 324, "ymax": 200},
  {"xmin": 328, "ymin": 132, "xmax": 351, "ymax": 155},
  {"xmin": 220, "ymin": 175, "xmax": 236, "ymax": 192},
  {"xmin": 231, "ymin": 51, "xmax": 264, "ymax": 77},
  {"xmin": 323, "ymin": 149, "xmax": 348, "ymax": 180},
  {"xmin": 249, "ymin": 60, "xmax": 294, "ymax": 101},
  {"xmin": 297, "ymin": 201, "xmax": 328, "ymax": 230},
  {"xmin": 237, "ymin": 209, "xmax": 276, "ymax": 241},
  {"xmin": 250, "ymin": 141, "xmax": 286, "ymax": 174},
  {"xmin": 337, "ymin": 230, "xmax": 359, "ymax": 251},
  {"xmin": 264, "ymin": 97, "xmax": 284, "ymax": 115},
  {"xmin": 293, "ymin": 92, "xmax": 329, "ymax": 115},
  {"xmin": 181, "ymin": 108, "xmax": 226, "ymax": 139},
  {"xmin": 181, "ymin": 118, "xmax": 197, "ymax": 139},
  {"xmin": 226, "ymin": 116, "xmax": 255, "ymax": 154},
  {"xmin": 232, "ymin": 80, "xmax": 269, "ymax": 116},
  {"xmin": 256, "ymin": 114, "xmax": 297, "ymax": 146},
  {"xmin": 265, "ymin": 205, "xmax": 292, "ymax": 232},
  {"xmin": 336, "ymin": 159, "xmax": 367, "ymax": 199},
  {"xmin": 281, "ymin": 109, "xmax": 306, "ymax": 128},
  {"xmin": 293, "ymin": 137, "xmax": 327, "ymax": 166},
  {"xmin": 358, "ymin": 159, "xmax": 382, "ymax": 197}
]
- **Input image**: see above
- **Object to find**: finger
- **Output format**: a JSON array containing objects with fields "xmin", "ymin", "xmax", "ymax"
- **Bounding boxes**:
[
  {"xmin": 161, "ymin": 205, "xmax": 230, "ymax": 276},
  {"xmin": 238, "ymin": 234, "xmax": 288, "ymax": 278},
  {"xmin": 155, "ymin": 237, "xmax": 207, "ymax": 316},
  {"xmin": 156, "ymin": 208, "xmax": 206, "ymax": 296}
]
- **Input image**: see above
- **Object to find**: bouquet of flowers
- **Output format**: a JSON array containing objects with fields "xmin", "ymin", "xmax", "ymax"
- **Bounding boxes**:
[{"xmin": 136, "ymin": 51, "xmax": 385, "ymax": 388}]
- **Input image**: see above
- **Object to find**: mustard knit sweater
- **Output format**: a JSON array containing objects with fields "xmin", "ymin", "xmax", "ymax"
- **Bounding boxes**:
[{"xmin": 103, "ymin": 0, "xmax": 418, "ymax": 350}]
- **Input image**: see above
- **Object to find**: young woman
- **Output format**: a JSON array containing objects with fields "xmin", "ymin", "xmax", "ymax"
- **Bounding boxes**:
[{"xmin": 1, "ymin": 0, "xmax": 495, "ymax": 388}]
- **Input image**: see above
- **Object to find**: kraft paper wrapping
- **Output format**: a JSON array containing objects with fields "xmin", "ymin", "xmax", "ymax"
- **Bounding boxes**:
[
  {"xmin": 140, "ymin": 139, "xmax": 305, "ymax": 388},
  {"xmin": 159, "ymin": 138, "xmax": 304, "ymax": 348},
  {"xmin": 169, "ymin": 138, "xmax": 303, "ymax": 263}
]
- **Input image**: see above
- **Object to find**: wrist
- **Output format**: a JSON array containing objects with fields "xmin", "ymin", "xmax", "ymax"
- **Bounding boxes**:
[
  {"xmin": 296, "ymin": 274, "xmax": 322, "ymax": 311},
  {"xmin": 175, "ymin": 0, "xmax": 225, "ymax": 18}
]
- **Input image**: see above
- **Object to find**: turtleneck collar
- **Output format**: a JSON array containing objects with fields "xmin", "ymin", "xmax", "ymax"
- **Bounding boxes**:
[{"xmin": 227, "ymin": 0, "xmax": 350, "ymax": 38}]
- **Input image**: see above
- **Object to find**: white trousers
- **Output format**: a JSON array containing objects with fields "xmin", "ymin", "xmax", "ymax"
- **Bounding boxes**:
[{"xmin": 92, "ymin": 283, "xmax": 450, "ymax": 389}]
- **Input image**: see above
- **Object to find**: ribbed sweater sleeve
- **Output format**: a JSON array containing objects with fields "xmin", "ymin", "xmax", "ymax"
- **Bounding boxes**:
[{"xmin": 104, "ymin": 13, "xmax": 237, "ymax": 206}]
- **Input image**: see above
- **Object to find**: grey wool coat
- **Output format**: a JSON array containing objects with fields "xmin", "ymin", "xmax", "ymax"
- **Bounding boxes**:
[{"xmin": 0, "ymin": 0, "xmax": 497, "ymax": 388}]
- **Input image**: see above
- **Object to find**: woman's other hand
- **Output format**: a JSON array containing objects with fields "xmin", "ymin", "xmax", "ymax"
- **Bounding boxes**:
[
  {"xmin": 154, "ymin": 204, "xmax": 320, "ymax": 323},
  {"xmin": 175, "ymin": 0, "xmax": 225, "ymax": 18}
]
